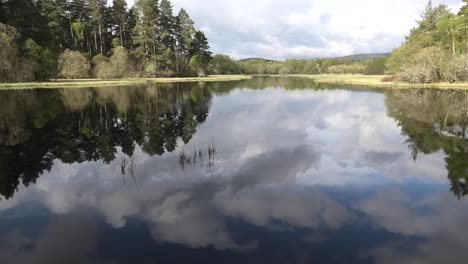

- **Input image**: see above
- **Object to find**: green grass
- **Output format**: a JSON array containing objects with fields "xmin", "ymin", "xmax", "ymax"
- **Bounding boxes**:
[
  {"xmin": 3, "ymin": 74, "xmax": 468, "ymax": 90},
  {"xmin": 265, "ymin": 74, "xmax": 468, "ymax": 89},
  {"xmin": 0, "ymin": 75, "xmax": 252, "ymax": 90}
]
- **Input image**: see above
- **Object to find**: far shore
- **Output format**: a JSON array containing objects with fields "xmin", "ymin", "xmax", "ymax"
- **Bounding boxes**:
[
  {"xmin": 265, "ymin": 74, "xmax": 468, "ymax": 89},
  {"xmin": 2, "ymin": 74, "xmax": 468, "ymax": 90}
]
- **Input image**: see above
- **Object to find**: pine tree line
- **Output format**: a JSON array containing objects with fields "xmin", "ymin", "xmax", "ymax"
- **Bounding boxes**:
[{"xmin": 0, "ymin": 0, "xmax": 212, "ymax": 82}]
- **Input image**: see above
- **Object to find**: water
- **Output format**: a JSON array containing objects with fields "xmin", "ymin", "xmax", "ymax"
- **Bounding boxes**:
[{"xmin": 1, "ymin": 77, "xmax": 468, "ymax": 264}]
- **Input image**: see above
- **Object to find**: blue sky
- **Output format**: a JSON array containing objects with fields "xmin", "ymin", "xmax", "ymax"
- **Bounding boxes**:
[{"xmin": 119, "ymin": 0, "xmax": 463, "ymax": 59}]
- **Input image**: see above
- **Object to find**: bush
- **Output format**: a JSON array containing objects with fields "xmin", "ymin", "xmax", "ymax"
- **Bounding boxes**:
[
  {"xmin": 381, "ymin": 75, "xmax": 398, "ymax": 82},
  {"xmin": 95, "ymin": 46, "xmax": 132, "ymax": 79},
  {"xmin": 57, "ymin": 49, "xmax": 90, "ymax": 79},
  {"xmin": 23, "ymin": 39, "xmax": 57, "ymax": 80},
  {"xmin": 326, "ymin": 64, "xmax": 366, "ymax": 74},
  {"xmin": 189, "ymin": 55, "xmax": 207, "ymax": 77},
  {"xmin": 365, "ymin": 57, "xmax": 387, "ymax": 75},
  {"xmin": 0, "ymin": 23, "xmax": 18, "ymax": 82},
  {"xmin": 92, "ymin": 54, "xmax": 109, "ymax": 67},
  {"xmin": 442, "ymin": 54, "xmax": 468, "ymax": 83},
  {"xmin": 399, "ymin": 47, "xmax": 446, "ymax": 83}
]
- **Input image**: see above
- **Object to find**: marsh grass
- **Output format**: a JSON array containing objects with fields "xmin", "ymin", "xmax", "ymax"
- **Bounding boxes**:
[
  {"xmin": 266, "ymin": 74, "xmax": 468, "ymax": 89},
  {"xmin": 179, "ymin": 139, "xmax": 217, "ymax": 173},
  {"xmin": 0, "ymin": 75, "xmax": 252, "ymax": 90}
]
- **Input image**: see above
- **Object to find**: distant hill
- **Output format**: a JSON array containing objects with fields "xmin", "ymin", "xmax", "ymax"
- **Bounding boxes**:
[
  {"xmin": 236, "ymin": 53, "xmax": 389, "ymax": 63},
  {"xmin": 238, "ymin": 58, "xmax": 279, "ymax": 63},
  {"xmin": 333, "ymin": 53, "xmax": 390, "ymax": 61}
]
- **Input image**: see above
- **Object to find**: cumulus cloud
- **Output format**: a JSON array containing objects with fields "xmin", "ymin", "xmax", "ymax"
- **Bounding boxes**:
[{"xmin": 116, "ymin": 0, "xmax": 463, "ymax": 59}]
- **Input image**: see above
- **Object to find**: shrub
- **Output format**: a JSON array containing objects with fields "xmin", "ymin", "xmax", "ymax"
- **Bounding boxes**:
[
  {"xmin": 189, "ymin": 55, "xmax": 207, "ymax": 77},
  {"xmin": 381, "ymin": 75, "xmax": 398, "ymax": 82},
  {"xmin": 95, "ymin": 46, "xmax": 132, "ymax": 79},
  {"xmin": 57, "ymin": 49, "xmax": 90, "ymax": 79},
  {"xmin": 365, "ymin": 57, "xmax": 387, "ymax": 75},
  {"xmin": 109, "ymin": 46, "xmax": 132, "ymax": 77},
  {"xmin": 399, "ymin": 47, "xmax": 446, "ymax": 83},
  {"xmin": 0, "ymin": 23, "xmax": 18, "ymax": 82},
  {"xmin": 326, "ymin": 64, "xmax": 366, "ymax": 74},
  {"xmin": 92, "ymin": 54, "xmax": 109, "ymax": 67},
  {"xmin": 442, "ymin": 54, "xmax": 468, "ymax": 83}
]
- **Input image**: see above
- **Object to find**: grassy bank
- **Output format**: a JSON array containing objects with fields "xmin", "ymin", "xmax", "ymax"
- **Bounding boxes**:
[
  {"xmin": 266, "ymin": 74, "xmax": 468, "ymax": 89},
  {"xmin": 0, "ymin": 75, "xmax": 252, "ymax": 90}
]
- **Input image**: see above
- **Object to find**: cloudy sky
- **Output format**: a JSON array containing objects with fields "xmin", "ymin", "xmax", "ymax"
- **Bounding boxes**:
[{"xmin": 119, "ymin": 0, "xmax": 463, "ymax": 59}]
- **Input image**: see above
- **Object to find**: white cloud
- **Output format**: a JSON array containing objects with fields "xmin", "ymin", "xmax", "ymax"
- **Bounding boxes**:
[
  {"xmin": 166, "ymin": 0, "xmax": 462, "ymax": 59},
  {"xmin": 113, "ymin": 0, "xmax": 462, "ymax": 59}
]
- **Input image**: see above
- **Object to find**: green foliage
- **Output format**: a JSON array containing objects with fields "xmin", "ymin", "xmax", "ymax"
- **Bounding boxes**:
[
  {"xmin": 235, "ymin": 57, "xmax": 378, "ymax": 75},
  {"xmin": 112, "ymin": 0, "xmax": 128, "ymax": 47},
  {"xmin": 399, "ymin": 47, "xmax": 446, "ymax": 83},
  {"xmin": 57, "ymin": 49, "xmax": 91, "ymax": 79},
  {"xmin": 92, "ymin": 54, "xmax": 109, "ymax": 66},
  {"xmin": 327, "ymin": 63, "xmax": 366, "ymax": 74},
  {"xmin": 387, "ymin": 33, "xmax": 435, "ymax": 74},
  {"xmin": 238, "ymin": 59, "xmax": 282, "ymax": 74},
  {"xmin": 435, "ymin": 13, "xmax": 464, "ymax": 54},
  {"xmin": 0, "ymin": 23, "xmax": 18, "ymax": 82},
  {"xmin": 365, "ymin": 57, "xmax": 387, "ymax": 75},
  {"xmin": 459, "ymin": 1, "xmax": 468, "ymax": 53},
  {"xmin": 1, "ymin": 0, "xmax": 209, "ymax": 81},
  {"xmin": 279, "ymin": 59, "xmax": 321, "ymax": 74},
  {"xmin": 208, "ymin": 55, "xmax": 242, "ymax": 75},
  {"xmin": 96, "ymin": 46, "xmax": 132, "ymax": 79},
  {"xmin": 133, "ymin": 0, "xmax": 160, "ymax": 64},
  {"xmin": 387, "ymin": 1, "xmax": 468, "ymax": 83},
  {"xmin": 23, "ymin": 39, "xmax": 57, "ymax": 80},
  {"xmin": 442, "ymin": 54, "xmax": 468, "ymax": 82},
  {"xmin": 176, "ymin": 8, "xmax": 195, "ymax": 60},
  {"xmin": 189, "ymin": 55, "xmax": 202, "ymax": 76},
  {"xmin": 160, "ymin": 0, "xmax": 176, "ymax": 51}
]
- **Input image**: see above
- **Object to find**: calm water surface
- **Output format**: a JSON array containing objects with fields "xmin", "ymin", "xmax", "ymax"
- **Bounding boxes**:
[{"xmin": 1, "ymin": 77, "xmax": 468, "ymax": 264}]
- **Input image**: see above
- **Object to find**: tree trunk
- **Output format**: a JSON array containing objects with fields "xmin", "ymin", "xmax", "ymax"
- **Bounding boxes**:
[
  {"xmin": 120, "ymin": 21, "xmax": 124, "ymax": 47},
  {"xmin": 98, "ymin": 23, "xmax": 103, "ymax": 54},
  {"xmin": 70, "ymin": 20, "xmax": 74, "ymax": 48},
  {"xmin": 452, "ymin": 33, "xmax": 456, "ymax": 55},
  {"xmin": 94, "ymin": 30, "xmax": 98, "ymax": 55}
]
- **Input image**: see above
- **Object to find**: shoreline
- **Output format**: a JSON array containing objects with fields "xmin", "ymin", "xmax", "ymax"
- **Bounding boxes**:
[
  {"xmin": 263, "ymin": 74, "xmax": 468, "ymax": 89},
  {"xmin": 0, "ymin": 75, "xmax": 252, "ymax": 90},
  {"xmin": 2, "ymin": 74, "xmax": 468, "ymax": 90}
]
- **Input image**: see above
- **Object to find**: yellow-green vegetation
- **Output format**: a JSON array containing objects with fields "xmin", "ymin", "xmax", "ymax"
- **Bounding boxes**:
[
  {"xmin": 0, "ymin": 75, "xmax": 252, "ymax": 90},
  {"xmin": 267, "ymin": 74, "xmax": 468, "ymax": 89}
]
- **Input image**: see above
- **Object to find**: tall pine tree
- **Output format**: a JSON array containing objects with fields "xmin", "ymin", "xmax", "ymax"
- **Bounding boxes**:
[
  {"xmin": 133, "ymin": 0, "xmax": 160, "ymax": 74},
  {"xmin": 112, "ymin": 0, "xmax": 128, "ymax": 47}
]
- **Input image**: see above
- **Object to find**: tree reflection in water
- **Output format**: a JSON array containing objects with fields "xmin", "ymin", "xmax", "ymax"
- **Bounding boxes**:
[
  {"xmin": 385, "ymin": 89, "xmax": 468, "ymax": 198},
  {"xmin": 2, "ymin": 79, "xmax": 468, "ymax": 201},
  {"xmin": 0, "ymin": 82, "xmax": 214, "ymax": 200}
]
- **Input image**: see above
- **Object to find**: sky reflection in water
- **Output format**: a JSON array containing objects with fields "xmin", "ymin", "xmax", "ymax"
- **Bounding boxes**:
[{"xmin": 0, "ymin": 78, "xmax": 468, "ymax": 264}]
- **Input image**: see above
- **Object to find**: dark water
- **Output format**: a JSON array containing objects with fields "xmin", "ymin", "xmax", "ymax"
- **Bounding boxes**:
[{"xmin": 1, "ymin": 77, "xmax": 468, "ymax": 264}]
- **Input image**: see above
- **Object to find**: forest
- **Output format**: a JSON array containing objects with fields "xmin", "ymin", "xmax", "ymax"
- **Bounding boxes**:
[
  {"xmin": 0, "ymin": 0, "xmax": 467, "ymax": 84},
  {"xmin": 0, "ymin": 0, "xmax": 212, "ymax": 82}
]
